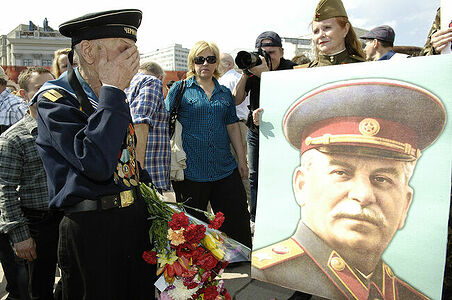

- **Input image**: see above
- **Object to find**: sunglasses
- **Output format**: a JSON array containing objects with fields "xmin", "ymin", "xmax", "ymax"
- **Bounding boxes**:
[{"xmin": 194, "ymin": 56, "xmax": 217, "ymax": 65}]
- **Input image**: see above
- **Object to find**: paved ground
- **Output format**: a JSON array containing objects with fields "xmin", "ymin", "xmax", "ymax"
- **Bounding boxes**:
[
  {"xmin": 0, "ymin": 192, "xmax": 295, "ymax": 299},
  {"xmin": 1, "ymin": 262, "xmax": 295, "ymax": 300}
]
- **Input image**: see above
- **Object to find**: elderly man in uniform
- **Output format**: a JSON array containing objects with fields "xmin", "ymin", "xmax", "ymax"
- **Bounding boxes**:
[
  {"xmin": 31, "ymin": 9, "xmax": 154, "ymax": 299},
  {"xmin": 252, "ymin": 79, "xmax": 446, "ymax": 300}
]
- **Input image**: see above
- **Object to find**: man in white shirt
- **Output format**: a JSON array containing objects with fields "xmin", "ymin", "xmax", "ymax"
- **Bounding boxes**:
[{"xmin": 219, "ymin": 53, "xmax": 251, "ymax": 207}]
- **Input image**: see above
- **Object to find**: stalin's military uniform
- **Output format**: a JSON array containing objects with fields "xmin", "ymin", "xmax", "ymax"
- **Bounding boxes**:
[
  {"xmin": 252, "ymin": 78, "xmax": 447, "ymax": 300},
  {"xmin": 253, "ymin": 223, "xmax": 429, "ymax": 300},
  {"xmin": 32, "ymin": 9, "xmax": 154, "ymax": 300}
]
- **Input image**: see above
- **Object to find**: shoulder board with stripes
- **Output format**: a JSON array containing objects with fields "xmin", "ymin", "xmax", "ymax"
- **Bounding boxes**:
[{"xmin": 42, "ymin": 89, "xmax": 64, "ymax": 102}]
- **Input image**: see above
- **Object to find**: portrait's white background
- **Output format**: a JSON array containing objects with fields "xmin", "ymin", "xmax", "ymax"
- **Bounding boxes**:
[{"xmin": 253, "ymin": 54, "xmax": 452, "ymax": 300}]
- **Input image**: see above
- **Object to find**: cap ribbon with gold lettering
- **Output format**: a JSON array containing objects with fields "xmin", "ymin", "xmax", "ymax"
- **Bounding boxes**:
[{"xmin": 59, "ymin": 9, "xmax": 142, "ymax": 47}]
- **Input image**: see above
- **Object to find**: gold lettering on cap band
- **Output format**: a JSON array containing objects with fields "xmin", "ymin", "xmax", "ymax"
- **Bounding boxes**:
[
  {"xmin": 124, "ymin": 27, "xmax": 137, "ymax": 36},
  {"xmin": 359, "ymin": 118, "xmax": 380, "ymax": 136},
  {"xmin": 306, "ymin": 134, "xmax": 419, "ymax": 158}
]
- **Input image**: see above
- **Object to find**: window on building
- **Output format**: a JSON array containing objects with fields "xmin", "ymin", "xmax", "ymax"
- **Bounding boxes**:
[
  {"xmin": 42, "ymin": 59, "xmax": 52, "ymax": 66},
  {"xmin": 23, "ymin": 59, "xmax": 33, "ymax": 66}
]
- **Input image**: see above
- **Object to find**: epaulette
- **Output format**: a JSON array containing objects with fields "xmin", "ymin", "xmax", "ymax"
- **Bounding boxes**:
[
  {"xmin": 294, "ymin": 63, "xmax": 310, "ymax": 69},
  {"xmin": 42, "ymin": 89, "xmax": 64, "ymax": 102},
  {"xmin": 252, "ymin": 238, "xmax": 304, "ymax": 270}
]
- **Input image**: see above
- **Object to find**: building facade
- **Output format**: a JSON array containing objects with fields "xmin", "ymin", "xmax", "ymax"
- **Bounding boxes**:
[
  {"xmin": 140, "ymin": 44, "xmax": 189, "ymax": 71},
  {"xmin": 0, "ymin": 20, "xmax": 70, "ymax": 66}
]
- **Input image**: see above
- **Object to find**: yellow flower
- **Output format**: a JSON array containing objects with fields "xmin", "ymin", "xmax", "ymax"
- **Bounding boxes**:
[
  {"xmin": 211, "ymin": 247, "xmax": 225, "ymax": 260},
  {"xmin": 202, "ymin": 234, "xmax": 217, "ymax": 250},
  {"xmin": 202, "ymin": 234, "xmax": 225, "ymax": 260},
  {"xmin": 168, "ymin": 228, "xmax": 186, "ymax": 246}
]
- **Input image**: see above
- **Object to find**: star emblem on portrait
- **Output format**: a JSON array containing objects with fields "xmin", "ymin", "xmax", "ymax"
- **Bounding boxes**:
[{"xmin": 254, "ymin": 252, "xmax": 273, "ymax": 262}]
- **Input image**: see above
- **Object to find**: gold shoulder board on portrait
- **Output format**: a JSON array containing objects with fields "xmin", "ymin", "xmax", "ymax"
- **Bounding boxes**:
[
  {"xmin": 42, "ymin": 89, "xmax": 64, "ymax": 102},
  {"xmin": 252, "ymin": 238, "xmax": 304, "ymax": 270}
]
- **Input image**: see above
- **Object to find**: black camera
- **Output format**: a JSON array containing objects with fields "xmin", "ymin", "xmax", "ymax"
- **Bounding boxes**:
[{"xmin": 235, "ymin": 48, "xmax": 271, "ymax": 70}]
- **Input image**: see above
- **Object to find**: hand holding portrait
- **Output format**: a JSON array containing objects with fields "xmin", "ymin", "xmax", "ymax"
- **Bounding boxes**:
[{"xmin": 431, "ymin": 27, "xmax": 452, "ymax": 53}]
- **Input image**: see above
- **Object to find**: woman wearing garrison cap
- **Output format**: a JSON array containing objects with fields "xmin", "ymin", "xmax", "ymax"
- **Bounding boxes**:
[
  {"xmin": 304, "ymin": 0, "xmax": 365, "ymax": 67},
  {"xmin": 253, "ymin": 0, "xmax": 364, "ymax": 126}
]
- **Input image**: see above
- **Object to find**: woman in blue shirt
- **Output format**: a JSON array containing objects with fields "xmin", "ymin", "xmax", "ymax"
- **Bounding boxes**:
[{"xmin": 166, "ymin": 41, "xmax": 252, "ymax": 247}]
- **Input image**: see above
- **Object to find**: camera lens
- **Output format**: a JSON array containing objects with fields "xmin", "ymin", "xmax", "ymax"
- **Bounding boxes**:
[{"xmin": 235, "ymin": 51, "xmax": 262, "ymax": 70}]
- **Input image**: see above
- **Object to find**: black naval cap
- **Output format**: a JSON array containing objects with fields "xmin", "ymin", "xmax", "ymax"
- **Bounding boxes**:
[{"xmin": 59, "ymin": 9, "xmax": 142, "ymax": 47}]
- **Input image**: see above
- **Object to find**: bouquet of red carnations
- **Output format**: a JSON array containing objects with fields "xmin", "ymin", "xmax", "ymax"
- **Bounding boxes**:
[{"xmin": 140, "ymin": 183, "xmax": 249, "ymax": 300}]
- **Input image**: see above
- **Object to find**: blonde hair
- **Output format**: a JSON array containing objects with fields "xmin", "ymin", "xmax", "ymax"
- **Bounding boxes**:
[
  {"xmin": 186, "ymin": 41, "xmax": 221, "ymax": 79},
  {"xmin": 52, "ymin": 48, "xmax": 71, "ymax": 78}
]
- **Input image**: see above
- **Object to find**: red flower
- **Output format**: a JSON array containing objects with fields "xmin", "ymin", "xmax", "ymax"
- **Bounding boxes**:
[
  {"xmin": 221, "ymin": 289, "xmax": 231, "ymax": 300},
  {"xmin": 196, "ymin": 252, "xmax": 219, "ymax": 271},
  {"xmin": 142, "ymin": 250, "xmax": 157, "ymax": 264},
  {"xmin": 200, "ymin": 270, "xmax": 212, "ymax": 282},
  {"xmin": 168, "ymin": 212, "xmax": 190, "ymax": 230},
  {"xmin": 183, "ymin": 279, "xmax": 198, "ymax": 289},
  {"xmin": 208, "ymin": 212, "xmax": 225, "ymax": 230},
  {"xmin": 203, "ymin": 285, "xmax": 219, "ymax": 300},
  {"xmin": 213, "ymin": 260, "xmax": 229, "ymax": 274},
  {"xmin": 183, "ymin": 224, "xmax": 206, "ymax": 244},
  {"xmin": 178, "ymin": 246, "xmax": 205, "ymax": 261}
]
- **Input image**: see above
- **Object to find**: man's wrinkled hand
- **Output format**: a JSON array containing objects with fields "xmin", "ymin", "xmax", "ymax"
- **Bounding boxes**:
[
  {"xmin": 98, "ymin": 44, "xmax": 140, "ymax": 90},
  {"xmin": 14, "ymin": 238, "xmax": 37, "ymax": 261}
]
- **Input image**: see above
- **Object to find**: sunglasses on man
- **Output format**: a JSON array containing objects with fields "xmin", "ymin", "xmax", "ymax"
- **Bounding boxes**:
[{"xmin": 194, "ymin": 56, "xmax": 217, "ymax": 64}]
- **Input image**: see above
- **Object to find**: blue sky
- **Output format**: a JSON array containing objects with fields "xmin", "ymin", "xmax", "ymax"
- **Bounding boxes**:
[{"xmin": 0, "ymin": 0, "xmax": 440, "ymax": 54}]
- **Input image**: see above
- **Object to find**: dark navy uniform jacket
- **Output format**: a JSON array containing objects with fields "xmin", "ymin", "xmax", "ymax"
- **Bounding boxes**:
[
  {"xmin": 252, "ymin": 222, "xmax": 429, "ymax": 300},
  {"xmin": 34, "ymin": 70, "xmax": 139, "ymax": 209}
]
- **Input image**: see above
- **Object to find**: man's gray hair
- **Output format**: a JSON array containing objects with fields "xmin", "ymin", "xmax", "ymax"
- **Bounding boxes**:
[
  {"xmin": 220, "ymin": 53, "xmax": 234, "ymax": 70},
  {"xmin": 139, "ymin": 61, "xmax": 165, "ymax": 79}
]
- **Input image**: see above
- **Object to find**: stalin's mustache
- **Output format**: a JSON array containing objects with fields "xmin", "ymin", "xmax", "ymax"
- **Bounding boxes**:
[{"xmin": 329, "ymin": 202, "xmax": 387, "ymax": 227}]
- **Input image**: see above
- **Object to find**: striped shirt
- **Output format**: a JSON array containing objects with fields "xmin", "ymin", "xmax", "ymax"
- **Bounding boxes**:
[
  {"xmin": 166, "ymin": 77, "xmax": 238, "ymax": 182},
  {"xmin": 126, "ymin": 73, "xmax": 170, "ymax": 190},
  {"xmin": 0, "ymin": 114, "xmax": 49, "ymax": 243},
  {"xmin": 0, "ymin": 88, "xmax": 28, "ymax": 127}
]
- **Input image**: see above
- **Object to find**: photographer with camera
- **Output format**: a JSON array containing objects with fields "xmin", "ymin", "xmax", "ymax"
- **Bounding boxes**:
[{"xmin": 233, "ymin": 31, "xmax": 296, "ymax": 224}]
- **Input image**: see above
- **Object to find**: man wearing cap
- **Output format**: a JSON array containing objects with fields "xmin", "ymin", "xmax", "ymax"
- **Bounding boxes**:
[
  {"xmin": 361, "ymin": 25, "xmax": 408, "ymax": 61},
  {"xmin": 32, "ymin": 9, "xmax": 154, "ymax": 299},
  {"xmin": 233, "ymin": 31, "xmax": 296, "ymax": 223},
  {"xmin": 251, "ymin": 79, "xmax": 444, "ymax": 300}
]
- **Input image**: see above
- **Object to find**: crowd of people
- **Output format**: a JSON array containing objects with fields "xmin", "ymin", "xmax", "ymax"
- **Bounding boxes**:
[{"xmin": 0, "ymin": 0, "xmax": 450, "ymax": 299}]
